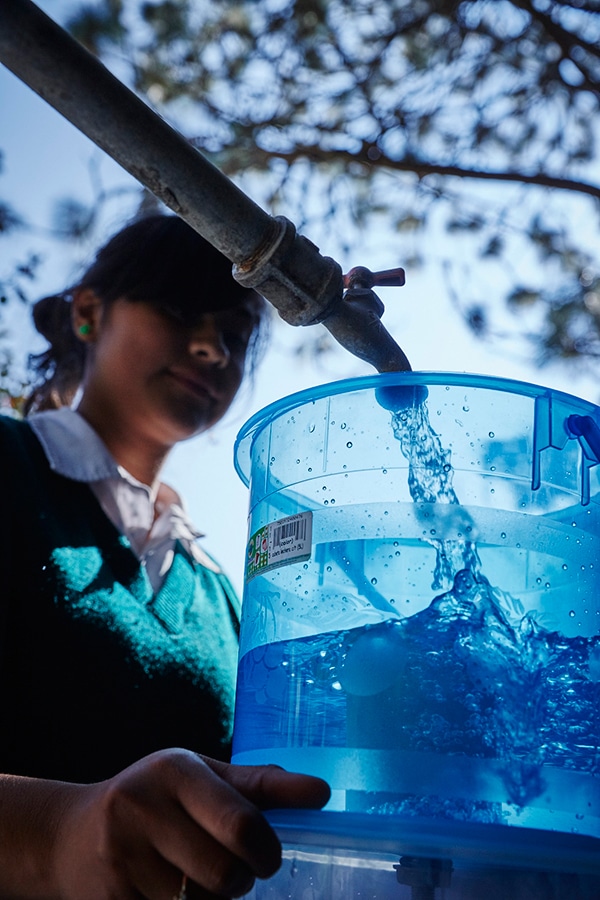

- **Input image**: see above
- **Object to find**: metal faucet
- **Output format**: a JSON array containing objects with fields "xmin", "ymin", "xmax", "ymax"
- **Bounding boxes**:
[{"xmin": 0, "ymin": 0, "xmax": 412, "ymax": 374}]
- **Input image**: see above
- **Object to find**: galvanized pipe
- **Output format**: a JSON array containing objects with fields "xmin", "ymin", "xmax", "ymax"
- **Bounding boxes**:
[{"xmin": 0, "ymin": 0, "xmax": 411, "ymax": 373}]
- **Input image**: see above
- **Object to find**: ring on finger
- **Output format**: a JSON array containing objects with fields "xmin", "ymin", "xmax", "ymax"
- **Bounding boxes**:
[{"xmin": 173, "ymin": 873, "xmax": 187, "ymax": 900}]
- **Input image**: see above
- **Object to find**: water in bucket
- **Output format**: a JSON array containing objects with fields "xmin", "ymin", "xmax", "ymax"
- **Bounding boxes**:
[{"xmin": 232, "ymin": 373, "xmax": 600, "ymax": 840}]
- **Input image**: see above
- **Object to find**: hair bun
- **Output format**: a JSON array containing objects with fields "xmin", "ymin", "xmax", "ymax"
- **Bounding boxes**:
[
  {"xmin": 25, "ymin": 293, "xmax": 85, "ymax": 414},
  {"xmin": 31, "ymin": 294, "xmax": 73, "ymax": 344}
]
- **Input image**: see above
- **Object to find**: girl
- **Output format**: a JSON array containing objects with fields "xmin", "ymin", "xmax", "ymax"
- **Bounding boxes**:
[{"xmin": 0, "ymin": 214, "xmax": 329, "ymax": 899}]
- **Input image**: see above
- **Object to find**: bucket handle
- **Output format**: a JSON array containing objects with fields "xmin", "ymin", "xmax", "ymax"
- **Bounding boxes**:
[{"xmin": 533, "ymin": 395, "xmax": 600, "ymax": 506}]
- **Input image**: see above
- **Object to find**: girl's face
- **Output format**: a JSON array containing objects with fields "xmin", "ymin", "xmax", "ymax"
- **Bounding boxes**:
[{"xmin": 75, "ymin": 292, "xmax": 261, "ymax": 449}]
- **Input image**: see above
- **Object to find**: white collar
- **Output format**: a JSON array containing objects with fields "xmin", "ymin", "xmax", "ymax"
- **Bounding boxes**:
[
  {"xmin": 30, "ymin": 406, "xmax": 160, "ymax": 501},
  {"xmin": 29, "ymin": 406, "xmax": 122, "ymax": 483}
]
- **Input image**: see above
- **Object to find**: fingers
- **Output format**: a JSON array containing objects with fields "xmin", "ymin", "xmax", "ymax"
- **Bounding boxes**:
[
  {"xmin": 142, "ymin": 752, "xmax": 330, "ymax": 891},
  {"xmin": 200, "ymin": 756, "xmax": 331, "ymax": 812},
  {"xmin": 158, "ymin": 751, "xmax": 282, "ymax": 882}
]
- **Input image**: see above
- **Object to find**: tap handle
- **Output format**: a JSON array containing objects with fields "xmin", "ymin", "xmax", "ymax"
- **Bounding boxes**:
[{"xmin": 343, "ymin": 266, "xmax": 406, "ymax": 290}]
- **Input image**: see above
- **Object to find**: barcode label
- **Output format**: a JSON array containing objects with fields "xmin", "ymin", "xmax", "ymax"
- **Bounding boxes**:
[
  {"xmin": 271, "ymin": 515, "xmax": 309, "ymax": 548},
  {"xmin": 245, "ymin": 512, "xmax": 312, "ymax": 581}
]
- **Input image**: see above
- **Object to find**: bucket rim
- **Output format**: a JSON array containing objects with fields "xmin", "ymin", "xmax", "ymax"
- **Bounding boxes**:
[
  {"xmin": 264, "ymin": 808, "xmax": 600, "ymax": 876},
  {"xmin": 234, "ymin": 370, "xmax": 599, "ymax": 485}
]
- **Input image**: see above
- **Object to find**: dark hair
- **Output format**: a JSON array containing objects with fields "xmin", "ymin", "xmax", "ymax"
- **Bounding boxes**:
[{"xmin": 25, "ymin": 214, "xmax": 267, "ymax": 414}]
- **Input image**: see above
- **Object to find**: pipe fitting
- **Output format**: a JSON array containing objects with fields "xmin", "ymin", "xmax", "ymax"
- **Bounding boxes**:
[{"xmin": 233, "ymin": 217, "xmax": 345, "ymax": 327}]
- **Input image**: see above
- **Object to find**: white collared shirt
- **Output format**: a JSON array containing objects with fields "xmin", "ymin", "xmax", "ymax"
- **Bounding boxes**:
[{"xmin": 29, "ymin": 407, "xmax": 220, "ymax": 592}]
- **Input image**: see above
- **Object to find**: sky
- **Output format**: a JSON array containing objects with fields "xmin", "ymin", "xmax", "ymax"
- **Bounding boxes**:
[{"xmin": 2, "ymin": 1, "xmax": 600, "ymax": 595}]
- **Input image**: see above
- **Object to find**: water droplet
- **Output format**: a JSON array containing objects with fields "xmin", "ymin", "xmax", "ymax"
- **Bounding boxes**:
[
  {"xmin": 346, "ymin": 441, "xmax": 353, "ymax": 448},
  {"xmin": 500, "ymin": 532, "xmax": 506, "ymax": 539},
  {"xmin": 489, "ymin": 431, "xmax": 495, "ymax": 438},
  {"xmin": 340, "ymin": 422, "xmax": 347, "ymax": 430},
  {"xmin": 371, "ymin": 577, "xmax": 378, "ymax": 585},
  {"xmin": 308, "ymin": 423, "xmax": 316, "ymax": 433},
  {"xmin": 462, "ymin": 405, "xmax": 470, "ymax": 412},
  {"xmin": 562, "ymin": 564, "xmax": 568, "ymax": 570},
  {"xmin": 326, "ymin": 565, "xmax": 332, "ymax": 572},
  {"xmin": 569, "ymin": 610, "xmax": 576, "ymax": 617}
]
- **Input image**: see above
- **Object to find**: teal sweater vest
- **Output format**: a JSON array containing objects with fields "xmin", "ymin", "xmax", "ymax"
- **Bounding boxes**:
[{"xmin": 0, "ymin": 415, "xmax": 240, "ymax": 782}]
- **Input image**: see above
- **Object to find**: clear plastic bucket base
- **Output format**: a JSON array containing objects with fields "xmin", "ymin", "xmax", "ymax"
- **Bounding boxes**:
[{"xmin": 241, "ymin": 810, "xmax": 600, "ymax": 900}]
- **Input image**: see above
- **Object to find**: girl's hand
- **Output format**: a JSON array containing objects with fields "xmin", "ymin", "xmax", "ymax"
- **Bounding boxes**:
[{"xmin": 52, "ymin": 749, "xmax": 330, "ymax": 900}]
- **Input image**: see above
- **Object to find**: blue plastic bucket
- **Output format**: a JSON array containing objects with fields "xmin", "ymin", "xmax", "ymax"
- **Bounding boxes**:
[{"xmin": 232, "ymin": 373, "xmax": 600, "ymax": 842}]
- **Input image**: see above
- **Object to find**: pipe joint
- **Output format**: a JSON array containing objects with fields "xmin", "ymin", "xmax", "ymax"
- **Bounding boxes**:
[{"xmin": 232, "ymin": 216, "xmax": 344, "ymax": 327}]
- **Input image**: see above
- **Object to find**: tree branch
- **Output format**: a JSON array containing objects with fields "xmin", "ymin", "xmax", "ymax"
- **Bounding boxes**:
[
  {"xmin": 511, "ymin": 0, "xmax": 600, "ymax": 94},
  {"xmin": 225, "ymin": 143, "xmax": 600, "ymax": 201}
]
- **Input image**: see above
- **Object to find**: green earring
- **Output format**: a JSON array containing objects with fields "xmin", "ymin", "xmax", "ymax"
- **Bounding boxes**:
[{"xmin": 79, "ymin": 323, "xmax": 91, "ymax": 336}]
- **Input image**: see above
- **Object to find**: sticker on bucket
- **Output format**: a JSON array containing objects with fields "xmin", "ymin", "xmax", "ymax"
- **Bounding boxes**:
[{"xmin": 245, "ymin": 512, "xmax": 312, "ymax": 582}]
